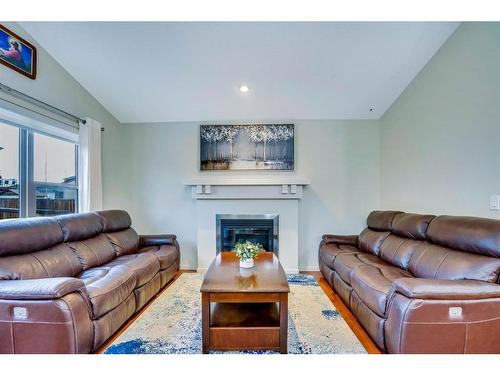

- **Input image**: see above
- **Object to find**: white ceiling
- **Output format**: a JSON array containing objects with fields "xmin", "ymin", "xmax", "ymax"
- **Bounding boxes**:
[{"xmin": 20, "ymin": 22, "xmax": 459, "ymax": 123}]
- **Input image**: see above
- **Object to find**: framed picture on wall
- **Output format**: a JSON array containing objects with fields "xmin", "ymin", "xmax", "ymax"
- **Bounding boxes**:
[
  {"xmin": 200, "ymin": 124, "xmax": 294, "ymax": 170},
  {"xmin": 0, "ymin": 24, "xmax": 37, "ymax": 79}
]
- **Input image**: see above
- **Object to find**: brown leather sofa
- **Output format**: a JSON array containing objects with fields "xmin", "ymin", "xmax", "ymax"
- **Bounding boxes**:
[
  {"xmin": 0, "ymin": 210, "xmax": 180, "ymax": 354},
  {"xmin": 319, "ymin": 210, "xmax": 500, "ymax": 353}
]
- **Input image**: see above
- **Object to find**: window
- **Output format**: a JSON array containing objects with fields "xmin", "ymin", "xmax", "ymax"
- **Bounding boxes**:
[
  {"xmin": 0, "ymin": 121, "xmax": 78, "ymax": 220},
  {"xmin": 33, "ymin": 133, "xmax": 78, "ymax": 217},
  {"xmin": 0, "ymin": 123, "xmax": 20, "ymax": 219}
]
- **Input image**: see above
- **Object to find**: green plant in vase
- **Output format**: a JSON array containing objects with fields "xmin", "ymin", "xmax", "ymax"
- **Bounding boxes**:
[{"xmin": 233, "ymin": 240, "xmax": 263, "ymax": 268}]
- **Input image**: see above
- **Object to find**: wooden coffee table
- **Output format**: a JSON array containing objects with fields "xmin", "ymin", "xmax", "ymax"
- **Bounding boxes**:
[{"xmin": 200, "ymin": 252, "xmax": 290, "ymax": 353}]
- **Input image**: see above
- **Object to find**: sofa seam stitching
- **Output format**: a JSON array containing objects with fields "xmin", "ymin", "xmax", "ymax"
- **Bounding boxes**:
[
  {"xmin": 10, "ymin": 321, "xmax": 14, "ymax": 354},
  {"xmin": 82, "ymin": 241, "xmax": 102, "ymax": 266},
  {"xmin": 31, "ymin": 254, "xmax": 51, "ymax": 278},
  {"xmin": 391, "ymin": 239, "xmax": 409, "ymax": 267},
  {"xmin": 432, "ymin": 250, "xmax": 453, "ymax": 279},
  {"xmin": 411, "ymin": 244, "xmax": 430, "ymax": 276}
]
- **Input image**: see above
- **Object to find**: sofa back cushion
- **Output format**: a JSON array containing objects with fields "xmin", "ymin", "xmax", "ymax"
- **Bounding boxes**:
[
  {"xmin": 358, "ymin": 211, "xmax": 402, "ymax": 256},
  {"xmin": 379, "ymin": 235, "xmax": 425, "ymax": 270},
  {"xmin": 377, "ymin": 213, "xmax": 436, "ymax": 269},
  {"xmin": 97, "ymin": 210, "xmax": 139, "ymax": 256},
  {"xmin": 358, "ymin": 229, "xmax": 390, "ymax": 256},
  {"xmin": 56, "ymin": 212, "xmax": 103, "ymax": 242},
  {"xmin": 97, "ymin": 210, "xmax": 132, "ymax": 232},
  {"xmin": 0, "ymin": 243, "xmax": 82, "ymax": 279},
  {"xmin": 0, "ymin": 217, "xmax": 63, "ymax": 257},
  {"xmin": 408, "ymin": 242, "xmax": 500, "ymax": 283},
  {"xmin": 404, "ymin": 215, "xmax": 500, "ymax": 283},
  {"xmin": 391, "ymin": 213, "xmax": 435, "ymax": 240},
  {"xmin": 104, "ymin": 228, "xmax": 140, "ymax": 257},
  {"xmin": 426, "ymin": 215, "xmax": 500, "ymax": 258},
  {"xmin": 367, "ymin": 210, "xmax": 403, "ymax": 231},
  {"xmin": 0, "ymin": 266, "xmax": 18, "ymax": 280},
  {"xmin": 67, "ymin": 234, "xmax": 117, "ymax": 270}
]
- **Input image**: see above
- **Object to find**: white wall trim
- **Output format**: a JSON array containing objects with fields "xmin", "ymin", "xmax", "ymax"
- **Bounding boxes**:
[{"xmin": 299, "ymin": 266, "xmax": 320, "ymax": 272}]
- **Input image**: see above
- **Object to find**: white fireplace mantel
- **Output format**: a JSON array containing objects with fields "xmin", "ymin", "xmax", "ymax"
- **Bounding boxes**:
[
  {"xmin": 187, "ymin": 176, "xmax": 306, "ymax": 273},
  {"xmin": 184, "ymin": 176, "xmax": 309, "ymax": 200}
]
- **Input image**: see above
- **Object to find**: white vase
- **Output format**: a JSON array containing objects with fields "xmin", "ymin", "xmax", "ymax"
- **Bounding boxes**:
[{"xmin": 239, "ymin": 258, "xmax": 254, "ymax": 268}]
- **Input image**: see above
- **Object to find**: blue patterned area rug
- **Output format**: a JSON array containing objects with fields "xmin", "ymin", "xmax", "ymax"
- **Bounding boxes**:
[{"xmin": 104, "ymin": 273, "xmax": 366, "ymax": 354}]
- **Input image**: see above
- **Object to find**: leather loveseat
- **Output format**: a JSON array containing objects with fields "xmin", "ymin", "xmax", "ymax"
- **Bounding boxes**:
[
  {"xmin": 319, "ymin": 210, "xmax": 500, "ymax": 353},
  {"xmin": 0, "ymin": 210, "xmax": 180, "ymax": 354}
]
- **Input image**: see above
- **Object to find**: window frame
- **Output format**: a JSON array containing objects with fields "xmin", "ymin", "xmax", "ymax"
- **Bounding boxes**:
[{"xmin": 0, "ymin": 122, "xmax": 79, "ymax": 219}]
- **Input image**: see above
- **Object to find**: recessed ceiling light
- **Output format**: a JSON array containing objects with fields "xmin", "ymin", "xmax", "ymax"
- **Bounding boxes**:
[{"xmin": 239, "ymin": 85, "xmax": 249, "ymax": 93}]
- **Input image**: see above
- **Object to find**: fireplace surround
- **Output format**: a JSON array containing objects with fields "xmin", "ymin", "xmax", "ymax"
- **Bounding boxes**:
[
  {"xmin": 216, "ymin": 214, "xmax": 279, "ymax": 255},
  {"xmin": 187, "ymin": 177, "xmax": 308, "ymax": 273}
]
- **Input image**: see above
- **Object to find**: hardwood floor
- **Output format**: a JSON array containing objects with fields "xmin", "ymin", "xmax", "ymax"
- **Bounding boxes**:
[{"xmin": 96, "ymin": 269, "xmax": 382, "ymax": 354}]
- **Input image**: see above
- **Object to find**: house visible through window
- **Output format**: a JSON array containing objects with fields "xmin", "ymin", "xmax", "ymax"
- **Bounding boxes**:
[{"xmin": 0, "ymin": 121, "xmax": 78, "ymax": 219}]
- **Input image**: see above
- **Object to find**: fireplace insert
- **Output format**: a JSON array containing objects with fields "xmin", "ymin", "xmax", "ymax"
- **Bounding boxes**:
[{"xmin": 216, "ymin": 214, "xmax": 279, "ymax": 255}]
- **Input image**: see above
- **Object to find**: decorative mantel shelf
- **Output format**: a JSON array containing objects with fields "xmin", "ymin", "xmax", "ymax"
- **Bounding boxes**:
[{"xmin": 184, "ymin": 177, "xmax": 309, "ymax": 200}]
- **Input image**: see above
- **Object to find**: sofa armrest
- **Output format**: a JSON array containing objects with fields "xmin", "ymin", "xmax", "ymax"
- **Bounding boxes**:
[
  {"xmin": 0, "ymin": 277, "xmax": 85, "ymax": 300},
  {"xmin": 139, "ymin": 234, "xmax": 177, "ymax": 247},
  {"xmin": 390, "ymin": 277, "xmax": 500, "ymax": 300},
  {"xmin": 385, "ymin": 279, "xmax": 500, "ymax": 353},
  {"xmin": 322, "ymin": 234, "xmax": 358, "ymax": 246}
]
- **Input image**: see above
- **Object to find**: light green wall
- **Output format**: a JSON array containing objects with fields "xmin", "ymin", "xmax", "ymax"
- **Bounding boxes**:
[
  {"xmin": 0, "ymin": 22, "xmax": 125, "ymax": 209},
  {"xmin": 380, "ymin": 22, "xmax": 500, "ymax": 218}
]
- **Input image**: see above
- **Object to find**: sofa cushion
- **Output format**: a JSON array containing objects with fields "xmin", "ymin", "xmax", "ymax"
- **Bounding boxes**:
[
  {"xmin": 426, "ymin": 215, "xmax": 500, "ymax": 258},
  {"xmin": 104, "ymin": 252, "xmax": 160, "ymax": 287},
  {"xmin": 391, "ymin": 213, "xmax": 435, "ymax": 241},
  {"xmin": 138, "ymin": 244, "xmax": 179, "ymax": 270},
  {"xmin": 367, "ymin": 211, "xmax": 403, "ymax": 231},
  {"xmin": 350, "ymin": 290, "xmax": 387, "ymax": 350},
  {"xmin": 79, "ymin": 265, "xmax": 136, "ymax": 318},
  {"xmin": 351, "ymin": 265, "xmax": 413, "ymax": 316},
  {"xmin": 358, "ymin": 228, "xmax": 390, "ymax": 256},
  {"xmin": 56, "ymin": 212, "xmax": 103, "ymax": 242},
  {"xmin": 97, "ymin": 210, "xmax": 132, "ymax": 232},
  {"xmin": 379, "ymin": 235, "xmax": 426, "ymax": 270},
  {"xmin": 68, "ymin": 234, "xmax": 117, "ymax": 270},
  {"xmin": 0, "ymin": 217, "xmax": 63, "ymax": 257},
  {"xmin": 104, "ymin": 228, "xmax": 140, "ymax": 257},
  {"xmin": 408, "ymin": 242, "xmax": 500, "ymax": 283},
  {"xmin": 0, "ymin": 244, "xmax": 82, "ymax": 279},
  {"xmin": 319, "ymin": 243, "xmax": 360, "ymax": 269},
  {"xmin": 333, "ymin": 252, "xmax": 386, "ymax": 285}
]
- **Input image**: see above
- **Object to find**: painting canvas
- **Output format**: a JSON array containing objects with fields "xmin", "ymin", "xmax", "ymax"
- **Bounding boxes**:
[
  {"xmin": 0, "ymin": 24, "xmax": 37, "ymax": 79},
  {"xmin": 200, "ymin": 124, "xmax": 294, "ymax": 170}
]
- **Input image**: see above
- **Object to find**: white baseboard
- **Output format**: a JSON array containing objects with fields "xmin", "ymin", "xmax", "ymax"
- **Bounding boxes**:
[
  {"xmin": 299, "ymin": 266, "xmax": 320, "ymax": 272},
  {"xmin": 180, "ymin": 264, "xmax": 197, "ymax": 271}
]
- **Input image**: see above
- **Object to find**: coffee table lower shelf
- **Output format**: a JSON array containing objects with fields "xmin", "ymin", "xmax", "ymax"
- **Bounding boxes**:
[{"xmin": 201, "ymin": 294, "xmax": 288, "ymax": 353}]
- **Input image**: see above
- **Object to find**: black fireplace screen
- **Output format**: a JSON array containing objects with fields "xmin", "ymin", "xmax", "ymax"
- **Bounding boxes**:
[{"xmin": 216, "ymin": 215, "xmax": 279, "ymax": 255}]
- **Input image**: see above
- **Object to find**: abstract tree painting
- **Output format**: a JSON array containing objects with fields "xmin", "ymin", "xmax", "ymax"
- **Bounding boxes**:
[{"xmin": 200, "ymin": 124, "xmax": 294, "ymax": 170}]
